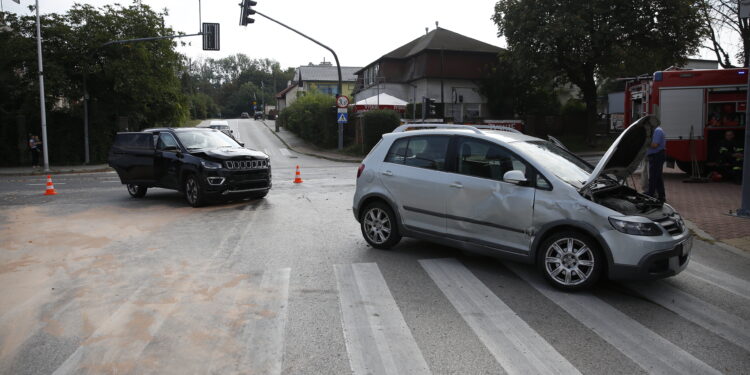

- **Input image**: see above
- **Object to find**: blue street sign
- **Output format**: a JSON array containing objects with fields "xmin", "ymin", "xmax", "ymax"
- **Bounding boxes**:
[{"xmin": 337, "ymin": 113, "xmax": 348, "ymax": 123}]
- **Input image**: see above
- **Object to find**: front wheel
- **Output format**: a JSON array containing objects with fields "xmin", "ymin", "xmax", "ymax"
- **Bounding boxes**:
[
  {"xmin": 538, "ymin": 231, "xmax": 603, "ymax": 290},
  {"xmin": 184, "ymin": 175, "xmax": 204, "ymax": 207},
  {"xmin": 126, "ymin": 184, "xmax": 147, "ymax": 198},
  {"xmin": 360, "ymin": 202, "xmax": 402, "ymax": 249}
]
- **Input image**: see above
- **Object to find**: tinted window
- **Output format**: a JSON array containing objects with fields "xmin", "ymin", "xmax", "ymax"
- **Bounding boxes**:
[
  {"xmin": 384, "ymin": 136, "xmax": 450, "ymax": 171},
  {"xmin": 456, "ymin": 137, "xmax": 526, "ymax": 181},
  {"xmin": 157, "ymin": 133, "xmax": 179, "ymax": 150},
  {"xmin": 384, "ymin": 138, "xmax": 409, "ymax": 164}
]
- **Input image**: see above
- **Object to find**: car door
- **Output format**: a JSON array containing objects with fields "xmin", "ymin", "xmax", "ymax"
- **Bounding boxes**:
[
  {"xmin": 154, "ymin": 132, "xmax": 182, "ymax": 189},
  {"xmin": 109, "ymin": 133, "xmax": 156, "ymax": 185},
  {"xmin": 378, "ymin": 135, "xmax": 452, "ymax": 235},
  {"xmin": 445, "ymin": 137, "xmax": 535, "ymax": 254}
]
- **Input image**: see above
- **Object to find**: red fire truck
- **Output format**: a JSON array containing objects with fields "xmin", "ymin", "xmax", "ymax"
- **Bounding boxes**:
[{"xmin": 624, "ymin": 68, "xmax": 747, "ymax": 174}]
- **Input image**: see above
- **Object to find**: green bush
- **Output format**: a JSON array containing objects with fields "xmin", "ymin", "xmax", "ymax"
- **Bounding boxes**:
[
  {"xmin": 362, "ymin": 110, "xmax": 401, "ymax": 151},
  {"xmin": 278, "ymin": 93, "xmax": 337, "ymax": 148}
]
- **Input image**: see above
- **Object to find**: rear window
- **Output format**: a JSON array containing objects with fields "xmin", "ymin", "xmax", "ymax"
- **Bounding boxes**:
[{"xmin": 113, "ymin": 133, "xmax": 153, "ymax": 149}]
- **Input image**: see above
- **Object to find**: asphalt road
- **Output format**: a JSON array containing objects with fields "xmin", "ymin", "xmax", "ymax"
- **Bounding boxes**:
[{"xmin": 0, "ymin": 119, "xmax": 748, "ymax": 375}]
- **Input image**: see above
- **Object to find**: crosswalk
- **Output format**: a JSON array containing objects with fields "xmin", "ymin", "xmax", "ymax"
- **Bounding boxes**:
[{"xmin": 14, "ymin": 257, "xmax": 748, "ymax": 375}]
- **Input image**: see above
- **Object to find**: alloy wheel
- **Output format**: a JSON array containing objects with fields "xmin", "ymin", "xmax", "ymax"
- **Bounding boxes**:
[
  {"xmin": 544, "ymin": 238, "xmax": 595, "ymax": 286},
  {"xmin": 186, "ymin": 178, "xmax": 198, "ymax": 205},
  {"xmin": 363, "ymin": 207, "xmax": 391, "ymax": 245}
]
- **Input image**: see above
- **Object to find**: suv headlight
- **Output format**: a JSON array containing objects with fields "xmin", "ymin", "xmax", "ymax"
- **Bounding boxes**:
[
  {"xmin": 608, "ymin": 217, "xmax": 663, "ymax": 236},
  {"xmin": 201, "ymin": 160, "xmax": 222, "ymax": 169}
]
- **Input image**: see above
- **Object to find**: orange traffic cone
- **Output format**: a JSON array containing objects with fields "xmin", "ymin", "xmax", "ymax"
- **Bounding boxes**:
[
  {"xmin": 44, "ymin": 175, "xmax": 58, "ymax": 195},
  {"xmin": 293, "ymin": 165, "xmax": 303, "ymax": 183}
]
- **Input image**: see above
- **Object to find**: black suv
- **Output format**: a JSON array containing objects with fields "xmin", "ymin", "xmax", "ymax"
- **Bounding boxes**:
[{"xmin": 108, "ymin": 127, "xmax": 271, "ymax": 207}]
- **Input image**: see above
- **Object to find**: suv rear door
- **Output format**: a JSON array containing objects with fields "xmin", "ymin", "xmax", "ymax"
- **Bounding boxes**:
[
  {"xmin": 379, "ymin": 135, "xmax": 452, "ymax": 235},
  {"xmin": 445, "ymin": 137, "xmax": 534, "ymax": 254},
  {"xmin": 109, "ymin": 133, "xmax": 156, "ymax": 185}
]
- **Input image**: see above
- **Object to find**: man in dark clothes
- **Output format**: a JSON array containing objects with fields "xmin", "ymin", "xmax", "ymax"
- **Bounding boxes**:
[{"xmin": 718, "ymin": 130, "xmax": 744, "ymax": 183}]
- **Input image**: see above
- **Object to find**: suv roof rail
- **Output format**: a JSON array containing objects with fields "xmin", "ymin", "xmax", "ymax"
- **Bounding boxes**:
[
  {"xmin": 392, "ymin": 124, "xmax": 483, "ymax": 134},
  {"xmin": 392, "ymin": 123, "xmax": 522, "ymax": 134}
]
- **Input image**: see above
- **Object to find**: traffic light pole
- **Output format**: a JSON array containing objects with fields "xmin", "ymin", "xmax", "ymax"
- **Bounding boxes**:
[
  {"xmin": 35, "ymin": 0, "xmax": 50, "ymax": 172},
  {"xmin": 254, "ymin": 11, "xmax": 344, "ymax": 149}
]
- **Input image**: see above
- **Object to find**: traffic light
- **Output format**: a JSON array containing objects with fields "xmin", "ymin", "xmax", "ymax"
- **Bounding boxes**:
[
  {"xmin": 423, "ymin": 97, "xmax": 437, "ymax": 117},
  {"xmin": 239, "ymin": 0, "xmax": 257, "ymax": 26}
]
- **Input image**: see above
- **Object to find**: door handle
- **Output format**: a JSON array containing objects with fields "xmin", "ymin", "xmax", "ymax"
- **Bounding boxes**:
[
  {"xmin": 382, "ymin": 170, "xmax": 393, "ymax": 176},
  {"xmin": 449, "ymin": 182, "xmax": 463, "ymax": 188}
]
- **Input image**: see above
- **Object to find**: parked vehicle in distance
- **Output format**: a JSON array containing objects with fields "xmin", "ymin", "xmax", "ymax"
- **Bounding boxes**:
[
  {"xmin": 208, "ymin": 120, "xmax": 234, "ymax": 139},
  {"xmin": 241, "ymin": 112, "xmax": 250, "ymax": 119},
  {"xmin": 352, "ymin": 116, "xmax": 691, "ymax": 290},
  {"xmin": 108, "ymin": 127, "xmax": 271, "ymax": 207},
  {"xmin": 254, "ymin": 111, "xmax": 264, "ymax": 120}
]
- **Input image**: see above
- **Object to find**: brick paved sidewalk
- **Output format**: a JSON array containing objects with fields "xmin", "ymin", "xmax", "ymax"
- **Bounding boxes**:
[{"xmin": 631, "ymin": 167, "xmax": 749, "ymax": 252}]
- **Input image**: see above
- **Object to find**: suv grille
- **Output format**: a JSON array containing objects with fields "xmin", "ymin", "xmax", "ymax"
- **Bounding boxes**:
[
  {"xmin": 225, "ymin": 160, "xmax": 268, "ymax": 170},
  {"xmin": 654, "ymin": 216, "xmax": 684, "ymax": 236}
]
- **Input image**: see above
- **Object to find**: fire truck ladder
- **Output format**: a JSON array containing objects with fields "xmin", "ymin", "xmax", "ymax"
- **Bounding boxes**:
[{"xmin": 684, "ymin": 125, "xmax": 708, "ymax": 183}]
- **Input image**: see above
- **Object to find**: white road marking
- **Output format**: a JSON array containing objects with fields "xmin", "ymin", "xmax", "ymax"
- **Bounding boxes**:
[
  {"xmin": 27, "ymin": 183, "xmax": 66, "ymax": 185},
  {"xmin": 279, "ymin": 148, "xmax": 297, "ymax": 158},
  {"xmin": 686, "ymin": 261, "xmax": 750, "ymax": 300},
  {"xmin": 507, "ymin": 263, "xmax": 721, "ymax": 375},
  {"xmin": 335, "ymin": 263, "xmax": 431, "ymax": 375},
  {"xmin": 625, "ymin": 281, "xmax": 750, "ymax": 351},
  {"xmin": 420, "ymin": 258, "xmax": 580, "ymax": 375}
]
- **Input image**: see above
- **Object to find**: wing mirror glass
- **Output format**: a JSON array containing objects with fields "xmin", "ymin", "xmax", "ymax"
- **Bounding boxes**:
[{"xmin": 503, "ymin": 170, "xmax": 527, "ymax": 185}]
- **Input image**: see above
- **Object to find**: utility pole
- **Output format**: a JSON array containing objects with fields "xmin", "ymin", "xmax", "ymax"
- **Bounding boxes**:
[
  {"xmin": 35, "ymin": 0, "xmax": 50, "ymax": 172},
  {"xmin": 738, "ymin": 4, "xmax": 750, "ymax": 217}
]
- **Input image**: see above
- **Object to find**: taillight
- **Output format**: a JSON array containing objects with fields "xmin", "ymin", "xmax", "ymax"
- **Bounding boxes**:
[{"xmin": 357, "ymin": 164, "xmax": 365, "ymax": 178}]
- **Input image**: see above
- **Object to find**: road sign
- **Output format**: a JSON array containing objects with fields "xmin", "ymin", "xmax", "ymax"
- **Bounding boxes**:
[
  {"xmin": 336, "ymin": 96, "xmax": 349, "ymax": 108},
  {"xmin": 202, "ymin": 23, "xmax": 220, "ymax": 51},
  {"xmin": 338, "ymin": 107, "xmax": 347, "ymax": 114},
  {"xmin": 337, "ymin": 113, "xmax": 348, "ymax": 123}
]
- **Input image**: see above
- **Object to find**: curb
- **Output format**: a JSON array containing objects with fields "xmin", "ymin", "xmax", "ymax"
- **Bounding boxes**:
[
  {"xmin": 0, "ymin": 167, "xmax": 114, "ymax": 177},
  {"xmin": 260, "ymin": 121, "xmax": 361, "ymax": 164},
  {"xmin": 684, "ymin": 219, "xmax": 750, "ymax": 259}
]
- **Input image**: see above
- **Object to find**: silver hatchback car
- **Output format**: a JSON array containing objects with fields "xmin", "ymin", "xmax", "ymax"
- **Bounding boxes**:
[{"xmin": 353, "ymin": 116, "xmax": 692, "ymax": 290}]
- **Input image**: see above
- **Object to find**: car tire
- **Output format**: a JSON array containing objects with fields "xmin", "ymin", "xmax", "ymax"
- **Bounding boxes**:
[
  {"xmin": 184, "ymin": 175, "xmax": 204, "ymax": 208},
  {"xmin": 126, "ymin": 184, "xmax": 147, "ymax": 198},
  {"xmin": 537, "ymin": 231, "xmax": 603, "ymax": 291},
  {"xmin": 360, "ymin": 202, "xmax": 402, "ymax": 249}
]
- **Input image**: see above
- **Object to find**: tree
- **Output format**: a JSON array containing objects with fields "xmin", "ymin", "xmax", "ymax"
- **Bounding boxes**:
[
  {"xmin": 493, "ymin": 0, "xmax": 705, "ymax": 139},
  {"xmin": 699, "ymin": 0, "xmax": 750, "ymax": 68}
]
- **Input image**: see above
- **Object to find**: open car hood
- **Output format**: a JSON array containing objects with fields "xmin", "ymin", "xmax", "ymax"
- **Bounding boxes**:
[{"xmin": 580, "ymin": 115, "xmax": 657, "ymax": 192}]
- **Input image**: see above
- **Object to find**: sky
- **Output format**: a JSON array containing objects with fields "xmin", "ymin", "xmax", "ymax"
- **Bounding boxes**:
[
  {"xmin": 2, "ymin": 0, "xmax": 738, "ymax": 71},
  {"xmin": 3, "ymin": 0, "xmax": 505, "ymax": 70}
]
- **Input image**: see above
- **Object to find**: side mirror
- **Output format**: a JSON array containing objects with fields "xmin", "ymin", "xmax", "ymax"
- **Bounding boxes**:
[
  {"xmin": 239, "ymin": 142, "xmax": 245, "ymax": 147},
  {"xmin": 503, "ymin": 170, "xmax": 527, "ymax": 185}
]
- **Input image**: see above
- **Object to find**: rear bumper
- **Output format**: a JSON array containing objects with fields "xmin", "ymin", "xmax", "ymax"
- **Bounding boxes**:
[{"xmin": 608, "ymin": 236, "xmax": 692, "ymax": 281}]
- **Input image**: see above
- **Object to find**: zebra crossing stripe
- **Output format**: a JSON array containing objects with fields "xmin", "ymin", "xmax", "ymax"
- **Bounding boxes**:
[
  {"xmin": 686, "ymin": 262, "xmax": 750, "ymax": 300},
  {"xmin": 506, "ymin": 263, "xmax": 721, "ymax": 375},
  {"xmin": 625, "ymin": 281, "xmax": 750, "ymax": 351},
  {"xmin": 420, "ymin": 258, "xmax": 580, "ymax": 375},
  {"xmin": 334, "ymin": 263, "xmax": 431, "ymax": 375}
]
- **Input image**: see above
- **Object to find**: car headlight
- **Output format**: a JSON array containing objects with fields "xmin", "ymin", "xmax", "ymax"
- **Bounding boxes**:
[
  {"xmin": 608, "ymin": 217, "xmax": 663, "ymax": 236},
  {"xmin": 201, "ymin": 160, "xmax": 222, "ymax": 169}
]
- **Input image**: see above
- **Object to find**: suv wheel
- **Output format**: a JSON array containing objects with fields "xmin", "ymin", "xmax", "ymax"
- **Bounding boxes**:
[
  {"xmin": 126, "ymin": 184, "xmax": 147, "ymax": 198},
  {"xmin": 360, "ymin": 202, "xmax": 402, "ymax": 249},
  {"xmin": 538, "ymin": 231, "xmax": 602, "ymax": 290},
  {"xmin": 184, "ymin": 175, "xmax": 204, "ymax": 207}
]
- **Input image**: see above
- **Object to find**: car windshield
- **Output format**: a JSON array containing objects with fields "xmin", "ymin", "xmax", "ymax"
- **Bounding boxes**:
[
  {"xmin": 513, "ymin": 140, "xmax": 593, "ymax": 188},
  {"xmin": 175, "ymin": 130, "xmax": 239, "ymax": 150}
]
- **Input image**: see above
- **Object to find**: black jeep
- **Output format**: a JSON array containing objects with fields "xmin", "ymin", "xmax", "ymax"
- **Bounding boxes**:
[{"xmin": 108, "ymin": 127, "xmax": 271, "ymax": 207}]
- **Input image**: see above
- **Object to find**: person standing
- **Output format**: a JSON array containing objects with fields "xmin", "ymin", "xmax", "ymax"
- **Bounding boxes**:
[
  {"xmin": 647, "ymin": 124, "xmax": 667, "ymax": 201},
  {"xmin": 28, "ymin": 133, "xmax": 40, "ymax": 168}
]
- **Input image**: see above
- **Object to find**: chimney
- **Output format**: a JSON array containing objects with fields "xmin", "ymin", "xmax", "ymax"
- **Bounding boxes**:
[
  {"xmin": 435, "ymin": 21, "xmax": 439, "ymax": 29},
  {"xmin": 425, "ymin": 27, "xmax": 428, "ymax": 35}
]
